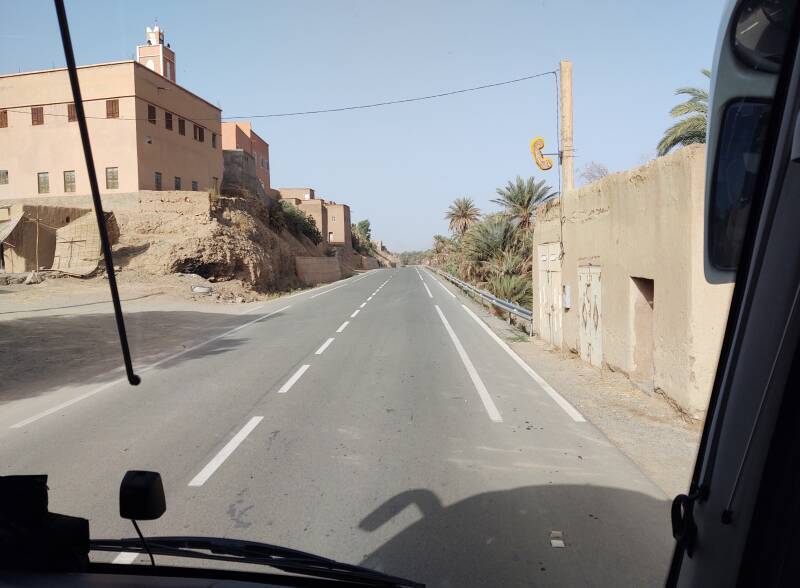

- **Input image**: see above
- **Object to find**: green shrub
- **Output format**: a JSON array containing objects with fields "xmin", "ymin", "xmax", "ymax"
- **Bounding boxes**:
[
  {"xmin": 267, "ymin": 202, "xmax": 286, "ymax": 233},
  {"xmin": 486, "ymin": 274, "xmax": 532, "ymax": 307},
  {"xmin": 280, "ymin": 202, "xmax": 323, "ymax": 245}
]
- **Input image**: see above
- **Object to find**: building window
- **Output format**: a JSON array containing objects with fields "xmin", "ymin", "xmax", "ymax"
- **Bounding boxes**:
[
  {"xmin": 212, "ymin": 132, "xmax": 217, "ymax": 148},
  {"xmin": 63, "ymin": 170, "xmax": 76, "ymax": 193},
  {"xmin": 174, "ymin": 176, "xmax": 181, "ymax": 190},
  {"xmin": 106, "ymin": 99, "xmax": 119, "ymax": 118},
  {"xmin": 331, "ymin": 216, "xmax": 336, "ymax": 222},
  {"xmin": 165, "ymin": 111, "xmax": 173, "ymax": 130},
  {"xmin": 31, "ymin": 107, "xmax": 44, "ymax": 126},
  {"xmin": 154, "ymin": 171, "xmax": 162, "ymax": 191},
  {"xmin": 178, "ymin": 118, "xmax": 186, "ymax": 135},
  {"xmin": 147, "ymin": 104, "xmax": 156, "ymax": 124},
  {"xmin": 191, "ymin": 180, "xmax": 198, "ymax": 191},
  {"xmin": 37, "ymin": 172, "xmax": 49, "ymax": 194},
  {"xmin": 193, "ymin": 124, "xmax": 204, "ymax": 142},
  {"xmin": 67, "ymin": 103, "xmax": 77, "ymax": 122},
  {"xmin": 0, "ymin": 170, "xmax": 8, "ymax": 185},
  {"xmin": 105, "ymin": 167, "xmax": 118, "ymax": 189},
  {"xmin": 0, "ymin": 110, "xmax": 7, "ymax": 128}
]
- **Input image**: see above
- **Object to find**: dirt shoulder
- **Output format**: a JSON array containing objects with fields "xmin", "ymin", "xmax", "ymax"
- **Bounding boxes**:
[{"xmin": 456, "ymin": 286, "xmax": 702, "ymax": 499}]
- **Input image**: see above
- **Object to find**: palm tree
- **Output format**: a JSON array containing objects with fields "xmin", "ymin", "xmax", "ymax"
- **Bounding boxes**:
[
  {"xmin": 657, "ymin": 69, "xmax": 710, "ymax": 156},
  {"xmin": 445, "ymin": 197, "xmax": 481, "ymax": 236},
  {"xmin": 491, "ymin": 176, "xmax": 555, "ymax": 231},
  {"xmin": 458, "ymin": 214, "xmax": 519, "ymax": 281}
]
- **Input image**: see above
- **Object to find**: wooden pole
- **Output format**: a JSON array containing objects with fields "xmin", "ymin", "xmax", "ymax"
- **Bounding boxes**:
[
  {"xmin": 35, "ymin": 206, "xmax": 40, "ymax": 271},
  {"xmin": 559, "ymin": 60, "xmax": 574, "ymax": 192}
]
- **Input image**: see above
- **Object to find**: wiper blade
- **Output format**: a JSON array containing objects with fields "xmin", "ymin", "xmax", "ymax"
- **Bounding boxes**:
[{"xmin": 91, "ymin": 536, "xmax": 423, "ymax": 587}]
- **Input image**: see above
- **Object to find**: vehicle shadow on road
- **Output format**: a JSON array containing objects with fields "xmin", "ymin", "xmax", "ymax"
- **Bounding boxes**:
[
  {"xmin": 358, "ymin": 485, "xmax": 672, "ymax": 587},
  {"xmin": 0, "ymin": 309, "xmax": 285, "ymax": 403}
]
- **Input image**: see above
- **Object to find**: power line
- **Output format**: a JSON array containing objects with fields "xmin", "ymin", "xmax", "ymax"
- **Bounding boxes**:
[
  {"xmin": 241, "ymin": 70, "xmax": 556, "ymax": 118},
  {"xmin": 3, "ymin": 70, "xmax": 556, "ymax": 122}
]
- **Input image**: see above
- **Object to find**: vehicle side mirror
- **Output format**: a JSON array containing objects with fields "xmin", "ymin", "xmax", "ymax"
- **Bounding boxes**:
[{"xmin": 119, "ymin": 471, "xmax": 165, "ymax": 521}]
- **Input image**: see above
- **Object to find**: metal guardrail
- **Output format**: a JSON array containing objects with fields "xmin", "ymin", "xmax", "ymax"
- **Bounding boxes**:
[{"xmin": 428, "ymin": 266, "xmax": 533, "ymax": 334}]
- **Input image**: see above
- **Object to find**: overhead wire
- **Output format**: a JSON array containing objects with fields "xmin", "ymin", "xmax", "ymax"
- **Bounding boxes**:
[{"xmin": 2, "ymin": 70, "xmax": 556, "ymax": 122}]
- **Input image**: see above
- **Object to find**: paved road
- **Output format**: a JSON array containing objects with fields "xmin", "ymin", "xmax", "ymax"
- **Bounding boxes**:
[{"xmin": 0, "ymin": 267, "xmax": 673, "ymax": 586}]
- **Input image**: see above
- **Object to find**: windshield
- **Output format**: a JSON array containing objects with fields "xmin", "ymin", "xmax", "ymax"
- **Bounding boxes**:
[{"xmin": 0, "ymin": 0, "xmax": 767, "ymax": 585}]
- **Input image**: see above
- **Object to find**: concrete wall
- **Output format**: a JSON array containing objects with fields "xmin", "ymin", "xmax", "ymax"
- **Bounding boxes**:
[
  {"xmin": 532, "ymin": 145, "xmax": 733, "ymax": 417},
  {"xmin": 221, "ymin": 149, "xmax": 273, "ymax": 203},
  {"xmin": 361, "ymin": 256, "xmax": 379, "ymax": 270},
  {"xmin": 0, "ymin": 61, "xmax": 222, "ymax": 200},
  {"xmin": 295, "ymin": 256, "xmax": 342, "ymax": 285}
]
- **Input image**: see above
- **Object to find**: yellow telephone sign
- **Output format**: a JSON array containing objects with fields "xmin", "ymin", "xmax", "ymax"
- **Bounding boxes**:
[{"xmin": 530, "ymin": 137, "xmax": 553, "ymax": 171}]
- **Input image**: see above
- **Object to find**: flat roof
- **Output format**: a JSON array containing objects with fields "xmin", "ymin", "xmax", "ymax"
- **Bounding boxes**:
[
  {"xmin": 223, "ymin": 120, "xmax": 269, "ymax": 144},
  {"xmin": 0, "ymin": 60, "xmax": 221, "ymax": 112}
]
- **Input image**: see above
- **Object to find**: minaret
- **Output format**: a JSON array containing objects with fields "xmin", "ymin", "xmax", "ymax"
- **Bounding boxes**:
[{"xmin": 135, "ymin": 24, "xmax": 176, "ymax": 82}]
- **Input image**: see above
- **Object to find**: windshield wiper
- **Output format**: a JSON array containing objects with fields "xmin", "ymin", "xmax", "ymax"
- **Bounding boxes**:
[{"xmin": 90, "ymin": 536, "xmax": 423, "ymax": 587}]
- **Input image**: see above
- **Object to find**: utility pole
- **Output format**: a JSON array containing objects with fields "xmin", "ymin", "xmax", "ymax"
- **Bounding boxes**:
[
  {"xmin": 34, "ymin": 206, "xmax": 40, "ymax": 271},
  {"xmin": 559, "ymin": 60, "xmax": 574, "ymax": 192}
]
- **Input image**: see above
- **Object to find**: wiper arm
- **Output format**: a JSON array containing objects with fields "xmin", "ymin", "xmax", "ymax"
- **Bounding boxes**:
[{"xmin": 91, "ymin": 536, "xmax": 423, "ymax": 587}]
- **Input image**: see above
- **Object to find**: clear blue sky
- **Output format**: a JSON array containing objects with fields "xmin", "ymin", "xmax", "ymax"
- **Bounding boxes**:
[{"xmin": 2, "ymin": 0, "xmax": 724, "ymax": 251}]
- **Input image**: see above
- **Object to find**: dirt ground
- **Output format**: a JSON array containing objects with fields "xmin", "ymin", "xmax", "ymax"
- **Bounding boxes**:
[{"xmin": 0, "ymin": 269, "xmax": 305, "ymax": 314}]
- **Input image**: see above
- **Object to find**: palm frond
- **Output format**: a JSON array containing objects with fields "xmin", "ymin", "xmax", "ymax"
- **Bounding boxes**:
[{"xmin": 658, "ymin": 69, "xmax": 710, "ymax": 156}]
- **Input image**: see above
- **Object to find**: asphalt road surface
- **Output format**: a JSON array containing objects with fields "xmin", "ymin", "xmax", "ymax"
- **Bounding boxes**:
[{"xmin": 0, "ymin": 267, "xmax": 673, "ymax": 586}]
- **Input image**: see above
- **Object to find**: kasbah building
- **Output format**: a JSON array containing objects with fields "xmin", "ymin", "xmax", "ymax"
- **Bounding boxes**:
[{"xmin": 0, "ymin": 24, "xmax": 353, "ymax": 273}]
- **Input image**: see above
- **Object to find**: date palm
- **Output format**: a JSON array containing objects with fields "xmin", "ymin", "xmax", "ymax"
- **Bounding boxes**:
[
  {"xmin": 492, "ymin": 176, "xmax": 555, "ymax": 231},
  {"xmin": 445, "ymin": 197, "xmax": 481, "ymax": 236},
  {"xmin": 657, "ymin": 69, "xmax": 710, "ymax": 156}
]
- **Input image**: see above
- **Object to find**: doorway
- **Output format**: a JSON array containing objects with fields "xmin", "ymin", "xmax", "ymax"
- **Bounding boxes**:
[
  {"xmin": 578, "ymin": 266, "xmax": 602, "ymax": 366},
  {"xmin": 537, "ymin": 242, "xmax": 562, "ymax": 347},
  {"xmin": 631, "ymin": 277, "xmax": 655, "ymax": 392}
]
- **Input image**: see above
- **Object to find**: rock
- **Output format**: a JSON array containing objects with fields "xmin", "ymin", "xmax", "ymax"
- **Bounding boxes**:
[{"xmin": 236, "ymin": 297, "xmax": 244, "ymax": 304}]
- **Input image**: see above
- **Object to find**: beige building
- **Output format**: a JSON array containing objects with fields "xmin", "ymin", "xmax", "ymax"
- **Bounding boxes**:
[
  {"xmin": 277, "ymin": 188, "xmax": 351, "ymax": 248},
  {"xmin": 222, "ymin": 121, "xmax": 271, "ymax": 191},
  {"xmin": 0, "ymin": 26, "xmax": 222, "ymax": 200},
  {"xmin": 324, "ymin": 200, "xmax": 351, "ymax": 247},
  {"xmin": 532, "ymin": 145, "xmax": 732, "ymax": 418}
]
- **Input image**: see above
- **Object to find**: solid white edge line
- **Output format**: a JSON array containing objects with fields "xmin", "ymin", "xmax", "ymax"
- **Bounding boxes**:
[
  {"xmin": 336, "ymin": 321, "xmax": 350, "ymax": 333},
  {"xmin": 434, "ymin": 305, "xmax": 502, "ymax": 423},
  {"xmin": 188, "ymin": 416, "xmax": 264, "ymax": 487},
  {"xmin": 276, "ymin": 364, "xmax": 310, "ymax": 395},
  {"xmin": 350, "ymin": 309, "xmax": 360, "ymax": 318},
  {"xmin": 427, "ymin": 270, "xmax": 456, "ymax": 298},
  {"xmin": 112, "ymin": 552, "xmax": 138, "ymax": 564},
  {"xmin": 10, "ymin": 306, "xmax": 292, "ymax": 429},
  {"xmin": 461, "ymin": 304, "xmax": 586, "ymax": 422},
  {"xmin": 289, "ymin": 270, "xmax": 373, "ymax": 302},
  {"xmin": 423, "ymin": 283, "xmax": 433, "ymax": 298},
  {"xmin": 310, "ymin": 282, "xmax": 348, "ymax": 299},
  {"xmin": 315, "ymin": 337, "xmax": 335, "ymax": 355}
]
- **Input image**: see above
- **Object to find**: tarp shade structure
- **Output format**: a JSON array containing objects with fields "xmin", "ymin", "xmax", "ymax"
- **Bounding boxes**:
[{"xmin": 0, "ymin": 214, "xmax": 23, "ymax": 245}]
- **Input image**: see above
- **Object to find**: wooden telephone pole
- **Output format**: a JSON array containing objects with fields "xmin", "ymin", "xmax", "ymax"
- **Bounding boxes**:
[{"xmin": 559, "ymin": 60, "xmax": 574, "ymax": 192}]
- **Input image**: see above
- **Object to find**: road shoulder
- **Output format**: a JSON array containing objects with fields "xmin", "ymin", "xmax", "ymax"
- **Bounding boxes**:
[{"xmin": 433, "ymin": 271, "xmax": 701, "ymax": 499}]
